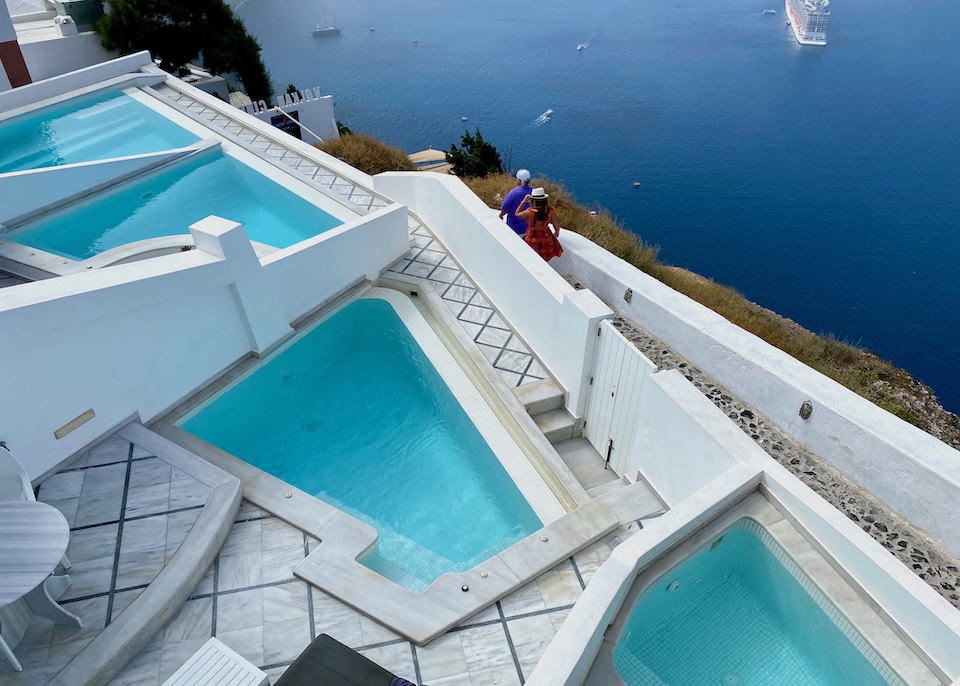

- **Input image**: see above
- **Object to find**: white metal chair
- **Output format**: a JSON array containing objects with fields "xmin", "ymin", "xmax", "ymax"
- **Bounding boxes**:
[{"xmin": 0, "ymin": 443, "xmax": 71, "ymax": 570}]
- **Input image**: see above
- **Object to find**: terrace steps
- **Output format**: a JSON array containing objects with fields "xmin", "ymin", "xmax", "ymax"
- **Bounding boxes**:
[
  {"xmin": 533, "ymin": 407, "xmax": 577, "ymax": 444},
  {"xmin": 513, "ymin": 378, "xmax": 565, "ymax": 415}
]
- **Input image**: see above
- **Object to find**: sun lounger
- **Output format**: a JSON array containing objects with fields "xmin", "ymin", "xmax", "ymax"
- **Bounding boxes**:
[
  {"xmin": 160, "ymin": 637, "xmax": 268, "ymax": 686},
  {"xmin": 274, "ymin": 633, "xmax": 399, "ymax": 686}
]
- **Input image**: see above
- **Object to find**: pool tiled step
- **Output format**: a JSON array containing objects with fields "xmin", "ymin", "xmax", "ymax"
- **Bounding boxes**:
[
  {"xmin": 514, "ymin": 378, "xmax": 565, "ymax": 415},
  {"xmin": 149, "ymin": 84, "xmax": 389, "ymax": 215},
  {"xmin": 533, "ymin": 408, "xmax": 577, "ymax": 444}
]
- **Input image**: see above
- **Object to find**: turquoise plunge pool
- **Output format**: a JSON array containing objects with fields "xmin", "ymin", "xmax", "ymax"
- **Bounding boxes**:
[
  {"xmin": 0, "ymin": 89, "xmax": 198, "ymax": 173},
  {"xmin": 8, "ymin": 152, "xmax": 344, "ymax": 259},
  {"xmin": 179, "ymin": 296, "xmax": 542, "ymax": 592},
  {"xmin": 614, "ymin": 519, "xmax": 903, "ymax": 686}
]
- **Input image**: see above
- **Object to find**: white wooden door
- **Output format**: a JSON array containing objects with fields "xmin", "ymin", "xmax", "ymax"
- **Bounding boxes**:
[{"xmin": 582, "ymin": 321, "xmax": 656, "ymax": 479}]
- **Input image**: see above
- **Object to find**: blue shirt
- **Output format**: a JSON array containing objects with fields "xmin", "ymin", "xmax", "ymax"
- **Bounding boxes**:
[{"xmin": 501, "ymin": 184, "xmax": 534, "ymax": 235}]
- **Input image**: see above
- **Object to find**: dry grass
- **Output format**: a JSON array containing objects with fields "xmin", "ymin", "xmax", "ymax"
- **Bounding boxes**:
[
  {"xmin": 316, "ymin": 133, "xmax": 416, "ymax": 175},
  {"xmin": 465, "ymin": 174, "xmax": 959, "ymax": 446}
]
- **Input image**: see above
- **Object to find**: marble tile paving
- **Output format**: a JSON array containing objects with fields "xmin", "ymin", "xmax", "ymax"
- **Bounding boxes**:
[
  {"xmin": 2, "ymin": 432, "xmax": 646, "ymax": 684},
  {"xmin": 2, "ymin": 434, "xmax": 211, "ymax": 684},
  {"xmin": 387, "ymin": 218, "xmax": 549, "ymax": 390}
]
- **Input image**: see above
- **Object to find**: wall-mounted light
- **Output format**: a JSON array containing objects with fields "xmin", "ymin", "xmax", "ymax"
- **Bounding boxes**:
[{"xmin": 799, "ymin": 401, "xmax": 813, "ymax": 420}]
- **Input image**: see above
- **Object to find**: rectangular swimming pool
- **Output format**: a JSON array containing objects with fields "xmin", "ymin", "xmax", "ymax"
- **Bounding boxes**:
[
  {"xmin": 614, "ymin": 519, "xmax": 904, "ymax": 686},
  {"xmin": 0, "ymin": 89, "xmax": 199, "ymax": 173},
  {"xmin": 178, "ymin": 294, "xmax": 543, "ymax": 592},
  {"xmin": 7, "ymin": 151, "xmax": 345, "ymax": 259}
]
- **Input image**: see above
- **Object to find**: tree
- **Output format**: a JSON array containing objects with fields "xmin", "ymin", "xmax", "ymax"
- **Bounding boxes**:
[
  {"xmin": 446, "ymin": 128, "xmax": 503, "ymax": 178},
  {"xmin": 96, "ymin": 0, "xmax": 272, "ymax": 101}
]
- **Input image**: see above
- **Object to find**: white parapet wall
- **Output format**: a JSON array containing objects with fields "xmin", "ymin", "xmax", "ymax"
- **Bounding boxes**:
[
  {"xmin": 0, "ymin": 248, "xmax": 251, "ymax": 479},
  {"xmin": 630, "ymin": 369, "xmax": 741, "ymax": 506},
  {"xmin": 19, "ymin": 31, "xmax": 116, "ymax": 83},
  {"xmin": 261, "ymin": 203, "xmax": 409, "ymax": 324},
  {"xmin": 373, "ymin": 172, "xmax": 612, "ymax": 418},
  {"xmin": 554, "ymin": 230, "xmax": 960, "ymax": 559},
  {"xmin": 0, "ymin": 50, "xmax": 152, "ymax": 113}
]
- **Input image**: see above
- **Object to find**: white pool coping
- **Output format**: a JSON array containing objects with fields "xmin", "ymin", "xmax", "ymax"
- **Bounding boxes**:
[{"xmin": 153, "ymin": 285, "xmax": 619, "ymax": 644}]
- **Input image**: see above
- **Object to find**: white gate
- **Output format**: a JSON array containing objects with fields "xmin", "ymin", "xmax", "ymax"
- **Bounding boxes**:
[{"xmin": 582, "ymin": 321, "xmax": 657, "ymax": 479}]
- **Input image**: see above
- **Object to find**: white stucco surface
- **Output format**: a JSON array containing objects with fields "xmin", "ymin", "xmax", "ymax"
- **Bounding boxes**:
[
  {"xmin": 260, "ymin": 203, "xmax": 409, "ymax": 323},
  {"xmin": 0, "ymin": 50, "xmax": 149, "ymax": 112}
]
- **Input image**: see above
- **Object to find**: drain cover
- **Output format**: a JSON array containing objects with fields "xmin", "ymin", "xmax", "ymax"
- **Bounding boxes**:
[{"xmin": 721, "ymin": 673, "xmax": 741, "ymax": 686}]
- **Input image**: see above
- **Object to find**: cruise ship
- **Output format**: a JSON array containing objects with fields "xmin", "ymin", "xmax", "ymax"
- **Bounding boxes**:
[{"xmin": 786, "ymin": 0, "xmax": 830, "ymax": 45}]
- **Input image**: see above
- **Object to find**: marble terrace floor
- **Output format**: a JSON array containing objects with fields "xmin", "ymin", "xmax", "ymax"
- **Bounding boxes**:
[{"xmin": 4, "ymin": 432, "xmax": 646, "ymax": 685}]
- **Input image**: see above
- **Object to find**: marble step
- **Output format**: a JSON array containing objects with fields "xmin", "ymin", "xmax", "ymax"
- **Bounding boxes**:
[
  {"xmin": 513, "ymin": 378, "xmax": 565, "ymax": 415},
  {"xmin": 533, "ymin": 408, "xmax": 576, "ymax": 444}
]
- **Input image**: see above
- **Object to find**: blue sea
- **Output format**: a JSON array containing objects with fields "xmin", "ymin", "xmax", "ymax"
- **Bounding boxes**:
[{"xmin": 234, "ymin": 0, "xmax": 960, "ymax": 412}]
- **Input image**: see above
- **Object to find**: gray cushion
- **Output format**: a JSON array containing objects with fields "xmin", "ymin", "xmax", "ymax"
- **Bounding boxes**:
[{"xmin": 273, "ymin": 633, "xmax": 397, "ymax": 686}]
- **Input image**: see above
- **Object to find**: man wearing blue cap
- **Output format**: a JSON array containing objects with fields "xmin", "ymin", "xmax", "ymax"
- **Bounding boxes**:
[{"xmin": 499, "ymin": 169, "xmax": 534, "ymax": 237}]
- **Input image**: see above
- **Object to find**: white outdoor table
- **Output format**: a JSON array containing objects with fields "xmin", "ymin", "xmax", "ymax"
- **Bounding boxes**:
[{"xmin": 0, "ymin": 501, "xmax": 82, "ymax": 672}]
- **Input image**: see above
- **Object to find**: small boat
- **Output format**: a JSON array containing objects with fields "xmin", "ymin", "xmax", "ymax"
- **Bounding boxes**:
[
  {"xmin": 632, "ymin": 181, "xmax": 641, "ymax": 187},
  {"xmin": 461, "ymin": 116, "xmax": 468, "ymax": 121},
  {"xmin": 762, "ymin": 8, "xmax": 777, "ymax": 14},
  {"xmin": 576, "ymin": 43, "xmax": 586, "ymax": 51},
  {"xmin": 542, "ymin": 109, "xmax": 553, "ymax": 119}
]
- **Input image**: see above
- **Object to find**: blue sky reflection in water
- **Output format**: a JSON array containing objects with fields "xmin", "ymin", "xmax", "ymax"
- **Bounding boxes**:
[{"xmin": 234, "ymin": 0, "xmax": 960, "ymax": 411}]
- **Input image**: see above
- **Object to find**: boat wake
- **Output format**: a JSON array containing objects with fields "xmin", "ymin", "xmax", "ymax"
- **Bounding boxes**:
[{"xmin": 531, "ymin": 109, "xmax": 554, "ymax": 127}]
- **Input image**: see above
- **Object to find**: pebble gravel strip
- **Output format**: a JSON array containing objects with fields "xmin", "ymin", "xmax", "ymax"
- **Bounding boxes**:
[{"xmin": 569, "ymin": 280, "xmax": 960, "ymax": 609}]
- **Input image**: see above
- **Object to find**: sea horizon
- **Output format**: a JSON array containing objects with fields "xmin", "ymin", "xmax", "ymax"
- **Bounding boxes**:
[{"xmin": 233, "ymin": 0, "xmax": 960, "ymax": 413}]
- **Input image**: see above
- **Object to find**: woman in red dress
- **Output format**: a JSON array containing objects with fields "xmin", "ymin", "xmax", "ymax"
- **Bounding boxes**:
[{"xmin": 516, "ymin": 187, "xmax": 563, "ymax": 261}]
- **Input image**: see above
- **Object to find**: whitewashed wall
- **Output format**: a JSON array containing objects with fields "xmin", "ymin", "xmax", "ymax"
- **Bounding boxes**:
[
  {"xmin": 630, "ymin": 370, "xmax": 741, "ymax": 506},
  {"xmin": 0, "ymin": 50, "xmax": 150, "ymax": 113},
  {"xmin": 374, "ymin": 172, "xmax": 612, "ymax": 418},
  {"xmin": 0, "ymin": 252, "xmax": 249, "ymax": 479},
  {"xmin": 261, "ymin": 203, "xmax": 409, "ymax": 323},
  {"xmin": 19, "ymin": 31, "xmax": 115, "ymax": 83},
  {"xmin": 554, "ymin": 230, "xmax": 960, "ymax": 558}
]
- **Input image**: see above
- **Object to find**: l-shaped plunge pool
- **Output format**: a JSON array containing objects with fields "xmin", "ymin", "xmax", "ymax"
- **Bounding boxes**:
[{"xmin": 178, "ymin": 290, "xmax": 546, "ymax": 591}]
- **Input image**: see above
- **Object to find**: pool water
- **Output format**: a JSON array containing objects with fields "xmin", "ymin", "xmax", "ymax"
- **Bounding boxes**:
[
  {"xmin": 9, "ymin": 152, "xmax": 344, "ymax": 259},
  {"xmin": 614, "ymin": 520, "xmax": 903, "ymax": 686},
  {"xmin": 180, "ymin": 297, "xmax": 542, "ymax": 591},
  {"xmin": 0, "ymin": 90, "xmax": 198, "ymax": 173}
]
